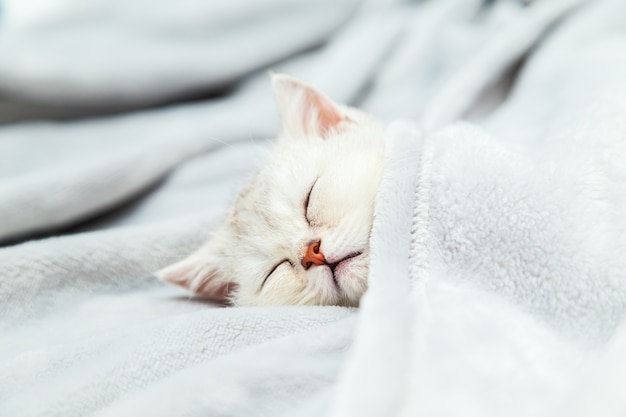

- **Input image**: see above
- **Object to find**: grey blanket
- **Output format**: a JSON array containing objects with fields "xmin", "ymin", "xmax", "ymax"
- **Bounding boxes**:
[{"xmin": 2, "ymin": 1, "xmax": 626, "ymax": 416}]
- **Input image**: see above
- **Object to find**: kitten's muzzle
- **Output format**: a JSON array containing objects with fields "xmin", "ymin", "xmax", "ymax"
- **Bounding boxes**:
[{"xmin": 302, "ymin": 240, "xmax": 363, "ymax": 275}]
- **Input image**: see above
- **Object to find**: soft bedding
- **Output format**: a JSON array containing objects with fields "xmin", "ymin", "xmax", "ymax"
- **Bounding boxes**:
[{"xmin": 2, "ymin": 0, "xmax": 626, "ymax": 416}]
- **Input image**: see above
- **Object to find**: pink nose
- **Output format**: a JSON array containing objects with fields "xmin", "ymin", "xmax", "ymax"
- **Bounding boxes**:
[{"xmin": 301, "ymin": 240, "xmax": 325, "ymax": 270}]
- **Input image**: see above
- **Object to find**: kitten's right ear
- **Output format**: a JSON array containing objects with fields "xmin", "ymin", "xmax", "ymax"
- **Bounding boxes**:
[
  {"xmin": 155, "ymin": 244, "xmax": 236, "ymax": 301},
  {"xmin": 271, "ymin": 73, "xmax": 348, "ymax": 139}
]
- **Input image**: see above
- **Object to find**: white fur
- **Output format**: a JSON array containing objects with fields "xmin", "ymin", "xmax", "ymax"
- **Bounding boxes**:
[{"xmin": 157, "ymin": 74, "xmax": 386, "ymax": 306}]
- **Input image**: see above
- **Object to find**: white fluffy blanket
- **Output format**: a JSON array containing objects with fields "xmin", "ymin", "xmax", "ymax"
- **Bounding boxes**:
[{"xmin": 2, "ymin": 0, "xmax": 626, "ymax": 416}]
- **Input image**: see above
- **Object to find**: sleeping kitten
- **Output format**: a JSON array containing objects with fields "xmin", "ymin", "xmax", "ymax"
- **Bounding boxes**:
[{"xmin": 157, "ymin": 74, "xmax": 386, "ymax": 306}]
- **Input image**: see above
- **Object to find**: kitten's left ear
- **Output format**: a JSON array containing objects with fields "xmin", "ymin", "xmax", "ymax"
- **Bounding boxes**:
[
  {"xmin": 155, "ymin": 243, "xmax": 236, "ymax": 301},
  {"xmin": 272, "ymin": 73, "xmax": 348, "ymax": 139}
]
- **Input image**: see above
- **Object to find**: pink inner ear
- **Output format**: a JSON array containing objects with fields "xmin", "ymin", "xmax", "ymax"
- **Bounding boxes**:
[
  {"xmin": 156, "ymin": 256, "xmax": 235, "ymax": 301},
  {"xmin": 196, "ymin": 280, "xmax": 238, "ymax": 300},
  {"xmin": 274, "ymin": 75, "xmax": 347, "ymax": 138},
  {"xmin": 304, "ymin": 89, "xmax": 346, "ymax": 137}
]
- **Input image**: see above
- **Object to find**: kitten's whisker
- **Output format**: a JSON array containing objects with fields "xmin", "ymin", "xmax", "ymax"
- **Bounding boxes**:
[{"xmin": 203, "ymin": 134, "xmax": 231, "ymax": 147}]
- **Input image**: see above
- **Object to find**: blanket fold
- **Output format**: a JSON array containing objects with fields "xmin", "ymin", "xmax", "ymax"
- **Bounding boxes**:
[
  {"xmin": 0, "ymin": 0, "xmax": 360, "ymax": 106},
  {"xmin": 2, "ymin": 1, "xmax": 626, "ymax": 416}
]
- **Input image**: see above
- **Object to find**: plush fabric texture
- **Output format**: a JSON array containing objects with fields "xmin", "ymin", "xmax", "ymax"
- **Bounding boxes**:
[{"xmin": 2, "ymin": 0, "xmax": 626, "ymax": 416}]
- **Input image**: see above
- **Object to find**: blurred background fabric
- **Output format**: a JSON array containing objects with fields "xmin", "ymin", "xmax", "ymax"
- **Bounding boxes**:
[
  {"xmin": 2, "ymin": 0, "xmax": 626, "ymax": 416},
  {"xmin": 0, "ymin": 0, "xmax": 360, "ymax": 122}
]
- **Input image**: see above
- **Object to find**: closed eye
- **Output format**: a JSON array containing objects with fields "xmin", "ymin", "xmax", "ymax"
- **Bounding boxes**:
[
  {"xmin": 260, "ymin": 259, "xmax": 292, "ymax": 290},
  {"xmin": 304, "ymin": 178, "xmax": 318, "ymax": 225}
]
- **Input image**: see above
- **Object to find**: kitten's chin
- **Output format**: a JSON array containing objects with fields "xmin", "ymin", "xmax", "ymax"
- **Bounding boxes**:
[{"xmin": 333, "ymin": 256, "xmax": 369, "ymax": 307}]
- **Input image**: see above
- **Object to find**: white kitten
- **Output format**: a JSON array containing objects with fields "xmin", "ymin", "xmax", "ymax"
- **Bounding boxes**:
[{"xmin": 157, "ymin": 74, "xmax": 386, "ymax": 306}]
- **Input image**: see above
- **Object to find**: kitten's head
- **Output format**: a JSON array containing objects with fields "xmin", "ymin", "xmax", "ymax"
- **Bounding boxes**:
[{"xmin": 157, "ymin": 74, "xmax": 386, "ymax": 306}]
